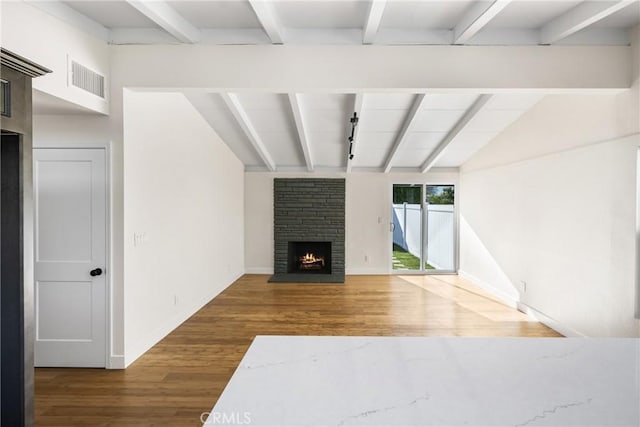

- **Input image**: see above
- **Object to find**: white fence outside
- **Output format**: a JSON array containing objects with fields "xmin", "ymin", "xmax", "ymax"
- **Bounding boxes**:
[
  {"xmin": 392, "ymin": 203, "xmax": 455, "ymax": 271},
  {"xmin": 426, "ymin": 204, "xmax": 455, "ymax": 270},
  {"xmin": 392, "ymin": 203, "xmax": 422, "ymax": 258}
]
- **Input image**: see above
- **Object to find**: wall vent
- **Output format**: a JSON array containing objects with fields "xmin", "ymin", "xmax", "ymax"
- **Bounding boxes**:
[{"xmin": 70, "ymin": 61, "xmax": 105, "ymax": 98}]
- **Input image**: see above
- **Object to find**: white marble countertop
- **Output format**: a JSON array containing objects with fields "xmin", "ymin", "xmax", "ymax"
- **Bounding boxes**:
[{"xmin": 206, "ymin": 336, "xmax": 639, "ymax": 426}]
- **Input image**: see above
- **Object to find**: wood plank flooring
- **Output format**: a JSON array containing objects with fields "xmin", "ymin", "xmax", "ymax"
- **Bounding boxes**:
[{"xmin": 35, "ymin": 274, "xmax": 561, "ymax": 426}]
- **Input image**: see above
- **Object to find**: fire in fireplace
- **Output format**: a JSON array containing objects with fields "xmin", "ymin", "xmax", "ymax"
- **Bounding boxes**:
[
  {"xmin": 299, "ymin": 252, "xmax": 325, "ymax": 270},
  {"xmin": 288, "ymin": 241, "xmax": 331, "ymax": 274}
]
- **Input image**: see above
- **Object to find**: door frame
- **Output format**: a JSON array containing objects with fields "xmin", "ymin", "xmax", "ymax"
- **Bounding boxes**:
[
  {"xmin": 33, "ymin": 141, "xmax": 113, "ymax": 368},
  {"xmin": 636, "ymin": 147, "xmax": 640, "ymax": 320},
  {"xmin": 389, "ymin": 180, "xmax": 459, "ymax": 275}
]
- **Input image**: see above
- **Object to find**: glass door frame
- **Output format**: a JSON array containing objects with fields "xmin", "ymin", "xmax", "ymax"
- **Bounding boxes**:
[{"xmin": 390, "ymin": 181, "xmax": 458, "ymax": 275}]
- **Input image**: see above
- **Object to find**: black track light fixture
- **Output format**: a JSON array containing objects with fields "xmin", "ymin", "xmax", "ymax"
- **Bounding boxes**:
[{"xmin": 348, "ymin": 112, "xmax": 358, "ymax": 160}]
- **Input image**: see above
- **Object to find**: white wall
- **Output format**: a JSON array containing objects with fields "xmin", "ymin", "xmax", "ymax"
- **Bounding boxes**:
[
  {"xmin": 123, "ymin": 91, "xmax": 244, "ymax": 366},
  {"xmin": 1, "ymin": 2, "xmax": 109, "ymax": 114},
  {"xmin": 245, "ymin": 171, "xmax": 458, "ymax": 275},
  {"xmin": 461, "ymin": 134, "xmax": 639, "ymax": 337},
  {"xmin": 458, "ymin": 27, "xmax": 640, "ymax": 337}
]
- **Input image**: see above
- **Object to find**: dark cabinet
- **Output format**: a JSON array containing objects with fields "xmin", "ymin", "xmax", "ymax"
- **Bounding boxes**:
[{"xmin": 1, "ymin": 48, "xmax": 50, "ymax": 427}]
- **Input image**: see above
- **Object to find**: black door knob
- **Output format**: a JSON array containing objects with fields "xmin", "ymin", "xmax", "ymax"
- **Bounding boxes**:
[{"xmin": 90, "ymin": 268, "xmax": 103, "ymax": 277}]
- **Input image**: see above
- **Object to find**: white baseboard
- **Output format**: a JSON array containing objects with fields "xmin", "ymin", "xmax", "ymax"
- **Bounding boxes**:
[
  {"xmin": 346, "ymin": 268, "xmax": 390, "ymax": 275},
  {"xmin": 458, "ymin": 270, "xmax": 519, "ymax": 309},
  {"xmin": 518, "ymin": 303, "xmax": 585, "ymax": 337},
  {"xmin": 245, "ymin": 268, "xmax": 273, "ymax": 274},
  {"xmin": 124, "ymin": 271, "xmax": 244, "ymax": 367},
  {"xmin": 458, "ymin": 270, "xmax": 584, "ymax": 337},
  {"xmin": 125, "ymin": 300, "xmax": 211, "ymax": 367},
  {"xmin": 247, "ymin": 268, "xmax": 391, "ymax": 275},
  {"xmin": 108, "ymin": 355, "xmax": 125, "ymax": 369}
]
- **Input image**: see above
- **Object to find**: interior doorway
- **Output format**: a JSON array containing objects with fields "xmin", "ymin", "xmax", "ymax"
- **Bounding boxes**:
[
  {"xmin": 391, "ymin": 184, "xmax": 457, "ymax": 273},
  {"xmin": 33, "ymin": 147, "xmax": 108, "ymax": 367}
]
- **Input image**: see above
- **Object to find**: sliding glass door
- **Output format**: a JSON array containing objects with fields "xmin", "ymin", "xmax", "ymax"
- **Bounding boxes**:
[{"xmin": 391, "ymin": 184, "xmax": 456, "ymax": 273}]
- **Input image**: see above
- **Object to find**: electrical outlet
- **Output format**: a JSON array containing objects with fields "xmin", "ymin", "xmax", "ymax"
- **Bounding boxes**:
[
  {"xmin": 364, "ymin": 254, "xmax": 369, "ymax": 262},
  {"xmin": 173, "ymin": 294, "xmax": 178, "ymax": 306},
  {"xmin": 134, "ymin": 232, "xmax": 147, "ymax": 247},
  {"xmin": 520, "ymin": 281, "xmax": 527, "ymax": 293}
]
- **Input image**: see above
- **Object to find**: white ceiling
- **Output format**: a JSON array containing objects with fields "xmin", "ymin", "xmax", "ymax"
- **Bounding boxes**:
[
  {"xmin": 32, "ymin": 89, "xmax": 99, "ymax": 115},
  {"xmin": 30, "ymin": 0, "xmax": 640, "ymax": 172}
]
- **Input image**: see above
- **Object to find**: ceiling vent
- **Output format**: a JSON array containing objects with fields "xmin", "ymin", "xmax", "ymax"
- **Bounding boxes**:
[{"xmin": 70, "ymin": 60, "xmax": 105, "ymax": 99}]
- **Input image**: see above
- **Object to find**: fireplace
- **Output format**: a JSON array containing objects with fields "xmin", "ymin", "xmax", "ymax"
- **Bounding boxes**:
[
  {"xmin": 288, "ymin": 242, "xmax": 331, "ymax": 274},
  {"xmin": 270, "ymin": 178, "xmax": 345, "ymax": 283}
]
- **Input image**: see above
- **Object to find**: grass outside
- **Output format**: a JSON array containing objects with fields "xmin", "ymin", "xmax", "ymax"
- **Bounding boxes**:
[
  {"xmin": 393, "ymin": 244, "xmax": 420, "ymax": 269},
  {"xmin": 393, "ymin": 244, "xmax": 435, "ymax": 270}
]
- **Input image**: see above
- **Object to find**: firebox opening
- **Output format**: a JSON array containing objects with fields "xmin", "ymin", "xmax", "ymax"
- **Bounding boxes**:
[{"xmin": 288, "ymin": 241, "xmax": 332, "ymax": 274}]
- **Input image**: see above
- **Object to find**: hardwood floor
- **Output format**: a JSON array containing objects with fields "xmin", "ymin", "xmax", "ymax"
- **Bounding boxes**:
[{"xmin": 35, "ymin": 274, "xmax": 561, "ymax": 426}]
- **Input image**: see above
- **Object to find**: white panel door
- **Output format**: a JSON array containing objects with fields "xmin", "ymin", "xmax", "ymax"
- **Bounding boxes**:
[{"xmin": 33, "ymin": 148, "xmax": 106, "ymax": 367}]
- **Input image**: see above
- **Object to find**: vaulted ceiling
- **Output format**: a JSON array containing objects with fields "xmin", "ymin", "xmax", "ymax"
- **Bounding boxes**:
[{"xmin": 30, "ymin": 0, "xmax": 640, "ymax": 172}]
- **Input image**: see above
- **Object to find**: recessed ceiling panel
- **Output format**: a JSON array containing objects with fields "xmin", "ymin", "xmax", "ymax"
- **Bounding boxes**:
[
  {"xmin": 201, "ymin": 113, "xmax": 262, "ymax": 166},
  {"xmin": 243, "ymin": 109, "xmax": 294, "ymax": 133},
  {"xmin": 259, "ymin": 132, "xmax": 305, "ymax": 166},
  {"xmin": 308, "ymin": 128, "xmax": 347, "ymax": 169},
  {"xmin": 304, "ymin": 109, "xmax": 350, "ymax": 133},
  {"xmin": 302, "ymin": 93, "xmax": 351, "ymax": 111},
  {"xmin": 168, "ymin": 1, "xmax": 262, "ymax": 28},
  {"xmin": 235, "ymin": 93, "xmax": 290, "ymax": 109},
  {"xmin": 404, "ymin": 132, "xmax": 447, "ymax": 150},
  {"xmin": 275, "ymin": 1, "xmax": 368, "ymax": 28},
  {"xmin": 64, "ymin": 1, "xmax": 159, "ymax": 28},
  {"xmin": 380, "ymin": 1, "xmax": 474, "ymax": 29},
  {"xmin": 356, "ymin": 131, "xmax": 396, "ymax": 150},
  {"xmin": 232, "ymin": 93, "xmax": 305, "ymax": 167},
  {"xmin": 422, "ymin": 94, "xmax": 478, "ymax": 111},
  {"xmin": 234, "ymin": 94, "xmax": 292, "ymax": 136},
  {"xmin": 485, "ymin": 1, "xmax": 583, "ymax": 29},
  {"xmin": 352, "ymin": 148, "xmax": 387, "ymax": 168},
  {"xmin": 591, "ymin": 2, "xmax": 640, "ymax": 28},
  {"xmin": 392, "ymin": 149, "xmax": 432, "ymax": 167},
  {"xmin": 307, "ymin": 130, "xmax": 345, "ymax": 145},
  {"xmin": 312, "ymin": 137, "xmax": 347, "ymax": 168},
  {"xmin": 413, "ymin": 110, "xmax": 467, "ymax": 132},
  {"xmin": 298, "ymin": 94, "xmax": 348, "ymax": 169},
  {"xmin": 192, "ymin": 91, "xmax": 229, "ymax": 109},
  {"xmin": 363, "ymin": 93, "xmax": 415, "ymax": 110},
  {"xmin": 359, "ymin": 109, "xmax": 410, "ymax": 132},
  {"xmin": 184, "ymin": 92, "xmax": 263, "ymax": 167}
]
